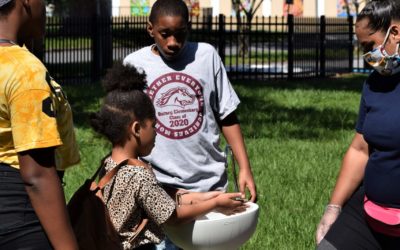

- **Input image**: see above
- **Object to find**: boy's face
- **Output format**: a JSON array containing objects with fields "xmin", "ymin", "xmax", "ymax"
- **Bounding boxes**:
[{"xmin": 147, "ymin": 15, "xmax": 189, "ymax": 61}]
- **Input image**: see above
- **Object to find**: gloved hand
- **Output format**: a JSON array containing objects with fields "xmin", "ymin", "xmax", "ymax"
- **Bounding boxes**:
[{"xmin": 315, "ymin": 204, "xmax": 342, "ymax": 245}]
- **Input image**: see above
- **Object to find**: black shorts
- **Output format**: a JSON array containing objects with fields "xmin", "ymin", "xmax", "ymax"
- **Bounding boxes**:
[
  {"xmin": 0, "ymin": 163, "xmax": 53, "ymax": 250},
  {"xmin": 319, "ymin": 186, "xmax": 400, "ymax": 250}
]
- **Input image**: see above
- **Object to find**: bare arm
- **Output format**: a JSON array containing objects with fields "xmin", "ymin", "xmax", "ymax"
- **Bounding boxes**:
[
  {"xmin": 316, "ymin": 132, "xmax": 369, "ymax": 244},
  {"xmin": 221, "ymin": 112, "xmax": 257, "ymax": 202},
  {"xmin": 18, "ymin": 148, "xmax": 78, "ymax": 250},
  {"xmin": 165, "ymin": 192, "xmax": 247, "ymax": 225},
  {"xmin": 329, "ymin": 132, "xmax": 369, "ymax": 206}
]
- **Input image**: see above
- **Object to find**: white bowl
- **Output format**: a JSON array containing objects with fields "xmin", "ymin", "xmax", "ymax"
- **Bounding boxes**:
[{"xmin": 164, "ymin": 202, "xmax": 259, "ymax": 250}]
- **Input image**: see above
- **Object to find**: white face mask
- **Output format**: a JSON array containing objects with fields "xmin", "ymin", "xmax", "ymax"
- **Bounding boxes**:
[{"xmin": 363, "ymin": 27, "xmax": 400, "ymax": 76}]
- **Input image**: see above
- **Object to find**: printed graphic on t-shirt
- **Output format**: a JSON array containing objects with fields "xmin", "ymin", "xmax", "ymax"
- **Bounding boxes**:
[{"xmin": 147, "ymin": 72, "xmax": 204, "ymax": 139}]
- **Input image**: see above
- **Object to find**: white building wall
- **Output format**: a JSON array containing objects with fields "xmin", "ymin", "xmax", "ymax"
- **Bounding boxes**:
[{"xmin": 112, "ymin": 0, "xmax": 120, "ymax": 17}]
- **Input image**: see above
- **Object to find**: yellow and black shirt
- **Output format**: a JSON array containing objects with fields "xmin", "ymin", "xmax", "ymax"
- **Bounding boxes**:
[{"xmin": 0, "ymin": 45, "xmax": 80, "ymax": 170}]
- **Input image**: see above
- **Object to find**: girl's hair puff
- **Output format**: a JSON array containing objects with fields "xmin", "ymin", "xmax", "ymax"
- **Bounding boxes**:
[{"xmin": 90, "ymin": 62, "xmax": 155, "ymax": 146}]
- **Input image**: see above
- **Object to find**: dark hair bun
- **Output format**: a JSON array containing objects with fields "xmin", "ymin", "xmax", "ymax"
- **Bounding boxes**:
[{"xmin": 102, "ymin": 61, "xmax": 147, "ymax": 93}]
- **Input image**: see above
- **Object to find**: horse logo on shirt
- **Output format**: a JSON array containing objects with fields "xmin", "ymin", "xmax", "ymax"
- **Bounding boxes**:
[
  {"xmin": 156, "ymin": 87, "xmax": 195, "ymax": 108},
  {"xmin": 147, "ymin": 72, "xmax": 204, "ymax": 140}
]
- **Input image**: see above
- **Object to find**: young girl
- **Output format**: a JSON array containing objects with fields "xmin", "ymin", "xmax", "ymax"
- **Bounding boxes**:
[{"xmin": 90, "ymin": 62, "xmax": 247, "ymax": 250}]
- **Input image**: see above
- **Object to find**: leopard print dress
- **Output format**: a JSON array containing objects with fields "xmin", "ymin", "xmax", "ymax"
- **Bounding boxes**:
[{"xmin": 102, "ymin": 157, "xmax": 176, "ymax": 249}]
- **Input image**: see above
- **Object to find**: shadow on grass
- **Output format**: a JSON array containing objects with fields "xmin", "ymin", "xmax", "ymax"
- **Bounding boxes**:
[
  {"xmin": 237, "ymin": 96, "xmax": 357, "ymax": 140},
  {"xmin": 63, "ymin": 83, "xmax": 104, "ymax": 129},
  {"xmin": 64, "ymin": 75, "xmax": 363, "ymax": 140},
  {"xmin": 233, "ymin": 74, "xmax": 367, "ymax": 92}
]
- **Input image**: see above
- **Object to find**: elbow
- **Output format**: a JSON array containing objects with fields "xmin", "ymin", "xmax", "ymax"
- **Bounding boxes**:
[
  {"xmin": 19, "ymin": 164, "xmax": 53, "ymax": 189},
  {"xmin": 20, "ymin": 168, "xmax": 45, "ymax": 188},
  {"xmin": 18, "ymin": 149, "xmax": 57, "ymax": 188}
]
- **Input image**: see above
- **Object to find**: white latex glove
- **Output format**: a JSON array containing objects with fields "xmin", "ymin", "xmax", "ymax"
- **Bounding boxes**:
[{"xmin": 315, "ymin": 204, "xmax": 342, "ymax": 245}]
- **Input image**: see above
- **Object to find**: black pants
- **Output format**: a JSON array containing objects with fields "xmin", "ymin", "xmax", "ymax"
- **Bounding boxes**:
[
  {"xmin": 0, "ymin": 163, "xmax": 53, "ymax": 250},
  {"xmin": 319, "ymin": 186, "xmax": 400, "ymax": 250}
]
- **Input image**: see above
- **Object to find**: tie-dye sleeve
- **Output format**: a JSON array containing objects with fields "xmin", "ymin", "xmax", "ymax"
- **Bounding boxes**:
[{"xmin": 8, "ymin": 72, "xmax": 62, "ymax": 153}]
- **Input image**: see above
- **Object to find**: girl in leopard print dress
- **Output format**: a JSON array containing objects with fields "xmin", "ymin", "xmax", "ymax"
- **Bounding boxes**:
[{"xmin": 90, "ymin": 62, "xmax": 247, "ymax": 249}]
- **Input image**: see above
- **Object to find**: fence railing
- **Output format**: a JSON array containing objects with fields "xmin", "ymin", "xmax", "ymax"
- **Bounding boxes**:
[{"xmin": 39, "ymin": 15, "xmax": 367, "ymax": 85}]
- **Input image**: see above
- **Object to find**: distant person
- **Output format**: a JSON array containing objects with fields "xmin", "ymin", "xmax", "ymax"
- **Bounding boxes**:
[
  {"xmin": 90, "ymin": 62, "xmax": 247, "ymax": 249},
  {"xmin": 0, "ymin": 0, "xmax": 80, "ymax": 249},
  {"xmin": 316, "ymin": 1, "xmax": 400, "ymax": 249}
]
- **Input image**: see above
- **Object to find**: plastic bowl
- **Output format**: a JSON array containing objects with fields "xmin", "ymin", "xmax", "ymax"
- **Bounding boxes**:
[{"xmin": 164, "ymin": 202, "xmax": 259, "ymax": 250}]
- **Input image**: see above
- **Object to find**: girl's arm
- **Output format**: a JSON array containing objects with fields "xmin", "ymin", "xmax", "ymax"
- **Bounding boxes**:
[
  {"xmin": 19, "ymin": 148, "xmax": 78, "ymax": 250},
  {"xmin": 165, "ymin": 192, "xmax": 247, "ymax": 225},
  {"xmin": 220, "ymin": 112, "xmax": 257, "ymax": 202}
]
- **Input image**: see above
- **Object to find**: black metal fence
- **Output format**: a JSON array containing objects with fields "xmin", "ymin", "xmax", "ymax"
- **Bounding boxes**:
[{"xmin": 41, "ymin": 14, "xmax": 366, "ymax": 85}]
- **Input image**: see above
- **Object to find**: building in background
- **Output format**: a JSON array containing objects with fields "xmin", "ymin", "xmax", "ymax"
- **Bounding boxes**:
[{"xmin": 112, "ymin": 0, "xmax": 366, "ymax": 18}]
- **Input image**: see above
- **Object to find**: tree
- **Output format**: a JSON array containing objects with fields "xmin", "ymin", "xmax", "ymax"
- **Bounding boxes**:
[
  {"xmin": 342, "ymin": 0, "xmax": 370, "ymax": 18},
  {"xmin": 231, "ymin": 0, "xmax": 264, "ymax": 57},
  {"xmin": 47, "ymin": 0, "xmax": 70, "ymax": 17}
]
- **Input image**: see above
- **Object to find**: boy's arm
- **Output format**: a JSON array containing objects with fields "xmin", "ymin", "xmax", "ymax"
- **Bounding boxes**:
[{"xmin": 220, "ymin": 112, "xmax": 257, "ymax": 202}]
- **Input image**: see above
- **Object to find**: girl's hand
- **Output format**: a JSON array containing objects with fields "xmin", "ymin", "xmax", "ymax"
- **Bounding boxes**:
[{"xmin": 214, "ymin": 193, "xmax": 248, "ymax": 215}]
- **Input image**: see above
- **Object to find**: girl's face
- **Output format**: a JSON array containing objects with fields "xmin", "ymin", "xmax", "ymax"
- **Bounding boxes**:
[
  {"xmin": 137, "ymin": 118, "xmax": 156, "ymax": 157},
  {"xmin": 355, "ymin": 18, "xmax": 396, "ymax": 55}
]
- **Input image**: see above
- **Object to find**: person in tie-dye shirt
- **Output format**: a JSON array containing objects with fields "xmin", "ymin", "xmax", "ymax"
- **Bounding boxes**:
[{"xmin": 0, "ymin": 0, "xmax": 79, "ymax": 249}]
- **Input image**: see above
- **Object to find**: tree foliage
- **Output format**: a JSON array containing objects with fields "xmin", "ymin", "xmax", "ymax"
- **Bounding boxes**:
[
  {"xmin": 342, "ymin": 0, "xmax": 371, "ymax": 17},
  {"xmin": 231, "ymin": 0, "xmax": 264, "ymax": 57},
  {"xmin": 47, "ymin": 0, "xmax": 111, "ymax": 17}
]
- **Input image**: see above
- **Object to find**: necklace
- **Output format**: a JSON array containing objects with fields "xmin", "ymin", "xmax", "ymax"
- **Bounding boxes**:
[{"xmin": 0, "ymin": 38, "xmax": 17, "ymax": 46}]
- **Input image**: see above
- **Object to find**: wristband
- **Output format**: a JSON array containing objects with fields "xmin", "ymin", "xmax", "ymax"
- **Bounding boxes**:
[
  {"xmin": 176, "ymin": 192, "xmax": 191, "ymax": 207},
  {"xmin": 326, "ymin": 204, "xmax": 342, "ymax": 213}
]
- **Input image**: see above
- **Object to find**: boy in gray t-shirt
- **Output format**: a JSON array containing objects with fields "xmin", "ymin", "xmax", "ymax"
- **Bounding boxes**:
[{"xmin": 124, "ymin": 0, "xmax": 257, "ymax": 203}]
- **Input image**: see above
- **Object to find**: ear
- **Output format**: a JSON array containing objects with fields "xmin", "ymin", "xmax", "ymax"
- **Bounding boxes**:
[
  {"xmin": 390, "ymin": 24, "xmax": 400, "ymax": 43},
  {"xmin": 147, "ymin": 21, "xmax": 154, "ymax": 38},
  {"xmin": 21, "ymin": 0, "xmax": 31, "ymax": 13},
  {"xmin": 130, "ymin": 121, "xmax": 141, "ymax": 137}
]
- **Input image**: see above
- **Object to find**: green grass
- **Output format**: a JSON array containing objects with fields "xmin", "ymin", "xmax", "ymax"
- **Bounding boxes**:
[
  {"xmin": 62, "ymin": 73, "xmax": 367, "ymax": 249},
  {"xmin": 45, "ymin": 37, "xmax": 92, "ymax": 50}
]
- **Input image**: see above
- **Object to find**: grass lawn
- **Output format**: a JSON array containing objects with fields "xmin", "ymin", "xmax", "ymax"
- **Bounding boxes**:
[{"xmin": 62, "ymin": 73, "xmax": 367, "ymax": 249}]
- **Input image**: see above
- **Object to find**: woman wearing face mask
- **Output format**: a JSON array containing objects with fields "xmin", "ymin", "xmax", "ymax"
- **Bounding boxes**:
[{"xmin": 316, "ymin": 1, "xmax": 400, "ymax": 249}]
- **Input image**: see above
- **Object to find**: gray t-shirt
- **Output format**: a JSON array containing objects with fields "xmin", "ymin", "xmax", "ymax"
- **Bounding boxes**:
[{"xmin": 124, "ymin": 42, "xmax": 240, "ymax": 191}]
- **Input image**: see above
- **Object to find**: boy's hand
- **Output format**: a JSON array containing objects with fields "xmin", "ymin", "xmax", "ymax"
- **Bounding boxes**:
[
  {"xmin": 214, "ymin": 193, "xmax": 248, "ymax": 215},
  {"xmin": 239, "ymin": 169, "xmax": 257, "ymax": 202}
]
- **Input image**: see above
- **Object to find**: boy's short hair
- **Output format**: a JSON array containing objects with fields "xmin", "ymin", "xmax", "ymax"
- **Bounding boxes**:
[{"xmin": 149, "ymin": 0, "xmax": 189, "ymax": 24}]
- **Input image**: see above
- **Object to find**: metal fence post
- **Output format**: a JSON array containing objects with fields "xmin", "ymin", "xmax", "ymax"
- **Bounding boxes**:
[
  {"xmin": 348, "ymin": 16, "xmax": 354, "ymax": 73},
  {"xmin": 320, "ymin": 15, "xmax": 326, "ymax": 78},
  {"xmin": 218, "ymin": 14, "xmax": 226, "ymax": 65},
  {"xmin": 287, "ymin": 15, "xmax": 294, "ymax": 80},
  {"xmin": 91, "ymin": 14, "xmax": 100, "ymax": 82}
]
